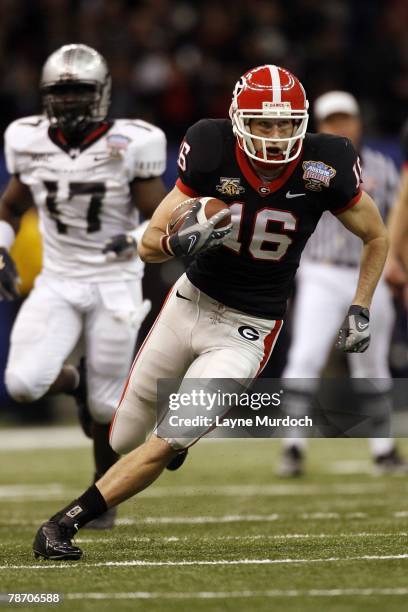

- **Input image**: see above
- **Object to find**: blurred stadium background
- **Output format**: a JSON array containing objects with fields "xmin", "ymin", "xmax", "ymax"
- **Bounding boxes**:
[{"xmin": 0, "ymin": 0, "xmax": 407, "ymax": 420}]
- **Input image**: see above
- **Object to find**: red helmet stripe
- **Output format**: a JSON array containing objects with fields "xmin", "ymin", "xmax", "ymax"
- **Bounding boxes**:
[{"xmin": 269, "ymin": 65, "xmax": 281, "ymax": 103}]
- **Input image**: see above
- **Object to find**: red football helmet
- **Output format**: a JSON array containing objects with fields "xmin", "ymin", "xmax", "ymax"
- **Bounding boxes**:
[{"xmin": 229, "ymin": 65, "xmax": 309, "ymax": 165}]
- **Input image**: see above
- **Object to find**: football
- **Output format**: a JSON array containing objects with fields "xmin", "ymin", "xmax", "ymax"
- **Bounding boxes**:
[{"xmin": 167, "ymin": 197, "xmax": 231, "ymax": 235}]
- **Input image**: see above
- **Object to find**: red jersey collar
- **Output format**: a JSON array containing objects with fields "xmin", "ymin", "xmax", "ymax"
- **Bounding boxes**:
[
  {"xmin": 235, "ymin": 142, "xmax": 303, "ymax": 196},
  {"xmin": 49, "ymin": 121, "xmax": 113, "ymax": 153}
]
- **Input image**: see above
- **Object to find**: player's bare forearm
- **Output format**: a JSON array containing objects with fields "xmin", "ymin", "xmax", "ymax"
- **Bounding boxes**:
[
  {"xmin": 352, "ymin": 234, "xmax": 389, "ymax": 307},
  {"xmin": 338, "ymin": 191, "xmax": 388, "ymax": 307},
  {"xmin": 138, "ymin": 184, "xmax": 194, "ymax": 263},
  {"xmin": 0, "ymin": 176, "xmax": 34, "ymax": 233},
  {"xmin": 138, "ymin": 225, "xmax": 172, "ymax": 263}
]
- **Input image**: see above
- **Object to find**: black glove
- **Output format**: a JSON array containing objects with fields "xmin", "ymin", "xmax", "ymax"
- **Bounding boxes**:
[
  {"xmin": 336, "ymin": 305, "xmax": 370, "ymax": 353},
  {"xmin": 102, "ymin": 234, "xmax": 137, "ymax": 262},
  {"xmin": 168, "ymin": 200, "xmax": 232, "ymax": 257},
  {"xmin": 0, "ymin": 247, "xmax": 19, "ymax": 300}
]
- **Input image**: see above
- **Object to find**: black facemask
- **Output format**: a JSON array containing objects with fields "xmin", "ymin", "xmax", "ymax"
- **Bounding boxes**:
[{"xmin": 42, "ymin": 83, "xmax": 100, "ymax": 141}]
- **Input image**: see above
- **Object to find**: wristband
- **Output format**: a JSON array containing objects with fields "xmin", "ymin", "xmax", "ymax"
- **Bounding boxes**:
[
  {"xmin": 160, "ymin": 234, "xmax": 174, "ymax": 257},
  {"xmin": 349, "ymin": 304, "xmax": 369, "ymax": 319},
  {"xmin": 0, "ymin": 220, "xmax": 15, "ymax": 250}
]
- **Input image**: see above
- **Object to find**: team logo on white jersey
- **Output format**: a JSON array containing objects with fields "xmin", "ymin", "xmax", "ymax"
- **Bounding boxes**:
[
  {"xmin": 216, "ymin": 177, "xmax": 245, "ymax": 197},
  {"xmin": 106, "ymin": 134, "xmax": 130, "ymax": 158},
  {"xmin": 302, "ymin": 160, "xmax": 336, "ymax": 191}
]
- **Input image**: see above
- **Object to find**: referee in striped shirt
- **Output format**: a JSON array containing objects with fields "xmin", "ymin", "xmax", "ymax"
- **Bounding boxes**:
[{"xmin": 277, "ymin": 91, "xmax": 407, "ymax": 476}]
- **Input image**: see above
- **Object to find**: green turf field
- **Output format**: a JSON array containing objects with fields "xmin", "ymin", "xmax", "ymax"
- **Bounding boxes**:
[{"xmin": 1, "ymin": 430, "xmax": 408, "ymax": 611}]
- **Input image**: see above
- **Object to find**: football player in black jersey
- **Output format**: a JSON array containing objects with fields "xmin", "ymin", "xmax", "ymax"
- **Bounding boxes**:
[{"xmin": 33, "ymin": 65, "xmax": 388, "ymax": 561}]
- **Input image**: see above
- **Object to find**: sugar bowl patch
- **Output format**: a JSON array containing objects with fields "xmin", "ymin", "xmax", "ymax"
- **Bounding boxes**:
[
  {"xmin": 302, "ymin": 160, "xmax": 336, "ymax": 191},
  {"xmin": 106, "ymin": 134, "xmax": 130, "ymax": 158}
]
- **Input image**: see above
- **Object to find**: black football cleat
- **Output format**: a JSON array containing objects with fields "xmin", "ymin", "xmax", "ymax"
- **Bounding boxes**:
[
  {"xmin": 33, "ymin": 521, "xmax": 82, "ymax": 561},
  {"xmin": 166, "ymin": 449, "xmax": 188, "ymax": 471},
  {"xmin": 374, "ymin": 447, "xmax": 408, "ymax": 475},
  {"xmin": 71, "ymin": 358, "xmax": 92, "ymax": 438},
  {"xmin": 276, "ymin": 445, "xmax": 305, "ymax": 478}
]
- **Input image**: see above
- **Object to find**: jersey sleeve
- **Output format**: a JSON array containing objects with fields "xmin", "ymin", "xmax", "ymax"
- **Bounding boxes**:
[
  {"xmin": 325, "ymin": 137, "xmax": 362, "ymax": 215},
  {"xmin": 126, "ymin": 124, "xmax": 167, "ymax": 180},
  {"xmin": 176, "ymin": 119, "xmax": 224, "ymax": 196},
  {"xmin": 4, "ymin": 121, "xmax": 22, "ymax": 175}
]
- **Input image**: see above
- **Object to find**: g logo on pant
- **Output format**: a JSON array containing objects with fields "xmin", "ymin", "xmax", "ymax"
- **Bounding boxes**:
[{"xmin": 238, "ymin": 326, "xmax": 260, "ymax": 341}]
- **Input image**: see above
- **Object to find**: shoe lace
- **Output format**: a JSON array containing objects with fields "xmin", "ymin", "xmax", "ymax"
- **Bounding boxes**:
[{"xmin": 48, "ymin": 521, "xmax": 76, "ymax": 544}]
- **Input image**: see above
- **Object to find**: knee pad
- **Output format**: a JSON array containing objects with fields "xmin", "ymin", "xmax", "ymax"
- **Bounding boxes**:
[
  {"xmin": 109, "ymin": 394, "xmax": 156, "ymax": 455},
  {"xmin": 5, "ymin": 368, "xmax": 44, "ymax": 403},
  {"xmin": 88, "ymin": 395, "xmax": 115, "ymax": 426}
]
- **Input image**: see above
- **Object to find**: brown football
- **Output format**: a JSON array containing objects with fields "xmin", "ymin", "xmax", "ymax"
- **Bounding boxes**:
[{"xmin": 167, "ymin": 197, "xmax": 231, "ymax": 235}]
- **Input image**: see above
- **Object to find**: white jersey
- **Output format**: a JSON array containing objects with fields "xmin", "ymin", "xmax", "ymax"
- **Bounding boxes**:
[
  {"xmin": 5, "ymin": 116, "xmax": 166, "ymax": 282},
  {"xmin": 303, "ymin": 145, "xmax": 399, "ymax": 266}
]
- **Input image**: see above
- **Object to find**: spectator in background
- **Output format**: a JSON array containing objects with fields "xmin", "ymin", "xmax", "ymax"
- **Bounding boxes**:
[
  {"xmin": 277, "ymin": 91, "xmax": 406, "ymax": 477},
  {"xmin": 0, "ymin": 1, "xmax": 406, "ymax": 141}
]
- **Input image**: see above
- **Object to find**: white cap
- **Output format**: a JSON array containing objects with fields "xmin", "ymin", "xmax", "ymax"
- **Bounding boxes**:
[{"xmin": 314, "ymin": 91, "xmax": 360, "ymax": 121}]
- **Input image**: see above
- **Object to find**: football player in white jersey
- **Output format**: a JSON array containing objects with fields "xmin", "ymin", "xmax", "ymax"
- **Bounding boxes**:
[{"xmin": 0, "ymin": 44, "xmax": 167, "ymax": 527}]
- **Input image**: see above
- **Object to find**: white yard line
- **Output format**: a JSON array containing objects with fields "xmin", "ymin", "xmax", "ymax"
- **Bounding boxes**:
[
  {"xmin": 2, "ymin": 554, "xmax": 408, "ymax": 570},
  {"xmin": 74, "ymin": 532, "xmax": 408, "ymax": 544},
  {"xmin": 0, "ymin": 482, "xmax": 400, "ymax": 501},
  {"xmin": 6, "ymin": 509, "xmax": 408, "ymax": 527},
  {"xmin": 62, "ymin": 588, "xmax": 408, "ymax": 599},
  {"xmin": 0, "ymin": 426, "xmax": 91, "ymax": 450}
]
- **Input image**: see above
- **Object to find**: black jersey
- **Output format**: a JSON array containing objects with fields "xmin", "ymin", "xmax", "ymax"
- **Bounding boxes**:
[{"xmin": 177, "ymin": 119, "xmax": 362, "ymax": 319}]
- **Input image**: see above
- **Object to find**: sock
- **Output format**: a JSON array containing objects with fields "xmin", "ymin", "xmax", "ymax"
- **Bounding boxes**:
[
  {"xmin": 65, "ymin": 364, "xmax": 80, "ymax": 391},
  {"xmin": 369, "ymin": 438, "xmax": 395, "ymax": 457},
  {"xmin": 50, "ymin": 484, "xmax": 108, "ymax": 530}
]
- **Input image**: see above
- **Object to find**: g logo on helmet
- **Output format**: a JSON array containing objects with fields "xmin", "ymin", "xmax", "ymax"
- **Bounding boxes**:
[{"xmin": 238, "ymin": 326, "xmax": 260, "ymax": 341}]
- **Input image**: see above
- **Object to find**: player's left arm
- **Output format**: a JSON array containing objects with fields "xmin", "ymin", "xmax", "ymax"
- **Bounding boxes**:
[
  {"xmin": 102, "ymin": 125, "xmax": 167, "ymax": 262},
  {"xmin": 335, "ymin": 191, "xmax": 388, "ymax": 352},
  {"xmin": 338, "ymin": 191, "xmax": 388, "ymax": 307}
]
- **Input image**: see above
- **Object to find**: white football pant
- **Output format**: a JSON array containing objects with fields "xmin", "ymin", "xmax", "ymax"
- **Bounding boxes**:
[
  {"xmin": 110, "ymin": 274, "xmax": 282, "ymax": 453},
  {"xmin": 5, "ymin": 272, "xmax": 150, "ymax": 423}
]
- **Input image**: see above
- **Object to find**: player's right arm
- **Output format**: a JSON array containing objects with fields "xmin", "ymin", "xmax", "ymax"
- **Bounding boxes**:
[
  {"xmin": 0, "ymin": 176, "xmax": 34, "ymax": 299},
  {"xmin": 138, "ymin": 185, "xmax": 192, "ymax": 263},
  {"xmin": 0, "ymin": 175, "xmax": 34, "ymax": 233},
  {"xmin": 139, "ymin": 119, "xmax": 229, "ymax": 263}
]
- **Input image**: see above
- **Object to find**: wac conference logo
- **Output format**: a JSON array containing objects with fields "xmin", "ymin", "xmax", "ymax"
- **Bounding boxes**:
[{"xmin": 216, "ymin": 177, "xmax": 245, "ymax": 197}]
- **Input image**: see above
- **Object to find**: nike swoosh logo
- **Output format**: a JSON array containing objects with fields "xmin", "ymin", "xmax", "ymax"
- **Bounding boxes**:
[
  {"xmin": 286, "ymin": 191, "xmax": 306, "ymax": 199},
  {"xmin": 187, "ymin": 234, "xmax": 197, "ymax": 253},
  {"xmin": 357, "ymin": 322, "xmax": 369, "ymax": 330},
  {"xmin": 176, "ymin": 290, "xmax": 191, "ymax": 301}
]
